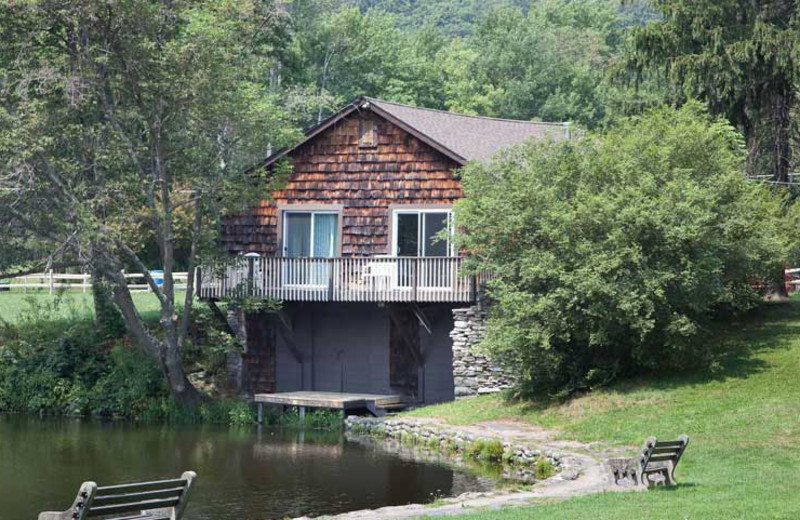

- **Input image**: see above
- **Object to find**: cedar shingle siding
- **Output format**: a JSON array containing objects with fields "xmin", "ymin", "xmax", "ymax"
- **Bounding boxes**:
[{"xmin": 222, "ymin": 113, "xmax": 463, "ymax": 256}]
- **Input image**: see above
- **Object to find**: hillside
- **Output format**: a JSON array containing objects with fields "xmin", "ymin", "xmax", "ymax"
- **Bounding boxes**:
[{"xmin": 406, "ymin": 299, "xmax": 800, "ymax": 519}]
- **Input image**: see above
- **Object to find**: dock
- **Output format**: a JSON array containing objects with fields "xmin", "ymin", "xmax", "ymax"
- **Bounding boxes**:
[{"xmin": 254, "ymin": 391, "xmax": 408, "ymax": 419}]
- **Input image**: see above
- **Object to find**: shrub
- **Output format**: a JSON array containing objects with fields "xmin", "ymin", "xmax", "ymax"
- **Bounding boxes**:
[
  {"xmin": 534, "ymin": 456, "xmax": 554, "ymax": 480},
  {"xmin": 466, "ymin": 439, "xmax": 505, "ymax": 463},
  {"xmin": 0, "ymin": 301, "xmax": 259, "ymax": 426},
  {"xmin": 456, "ymin": 103, "xmax": 794, "ymax": 398}
]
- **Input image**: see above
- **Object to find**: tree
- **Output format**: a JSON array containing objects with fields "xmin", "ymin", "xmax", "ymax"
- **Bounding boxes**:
[
  {"xmin": 627, "ymin": 0, "xmax": 800, "ymax": 182},
  {"xmin": 455, "ymin": 104, "xmax": 792, "ymax": 397},
  {"xmin": 433, "ymin": 0, "xmax": 659, "ymax": 128},
  {"xmin": 0, "ymin": 0, "xmax": 294, "ymax": 405}
]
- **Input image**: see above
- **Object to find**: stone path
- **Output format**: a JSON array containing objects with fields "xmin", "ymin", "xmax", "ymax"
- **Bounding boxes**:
[{"xmin": 294, "ymin": 419, "xmax": 635, "ymax": 520}]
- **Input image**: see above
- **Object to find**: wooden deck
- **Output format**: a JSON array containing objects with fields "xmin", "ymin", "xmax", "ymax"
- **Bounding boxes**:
[
  {"xmin": 254, "ymin": 391, "xmax": 408, "ymax": 417},
  {"xmin": 198, "ymin": 256, "xmax": 490, "ymax": 303}
]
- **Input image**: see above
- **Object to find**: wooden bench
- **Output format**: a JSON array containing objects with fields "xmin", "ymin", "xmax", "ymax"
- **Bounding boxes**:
[{"xmin": 38, "ymin": 471, "xmax": 196, "ymax": 520}]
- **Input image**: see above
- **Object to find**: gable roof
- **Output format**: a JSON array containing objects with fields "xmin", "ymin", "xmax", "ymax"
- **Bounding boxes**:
[{"xmin": 259, "ymin": 97, "xmax": 571, "ymax": 168}]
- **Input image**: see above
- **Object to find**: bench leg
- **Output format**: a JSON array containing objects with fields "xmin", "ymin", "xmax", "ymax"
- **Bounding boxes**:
[
  {"xmin": 299, "ymin": 406, "xmax": 306, "ymax": 426},
  {"xmin": 257, "ymin": 402, "xmax": 263, "ymax": 424}
]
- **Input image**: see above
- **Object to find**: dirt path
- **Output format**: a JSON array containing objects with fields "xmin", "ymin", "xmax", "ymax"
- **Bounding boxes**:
[{"xmin": 294, "ymin": 419, "xmax": 634, "ymax": 520}]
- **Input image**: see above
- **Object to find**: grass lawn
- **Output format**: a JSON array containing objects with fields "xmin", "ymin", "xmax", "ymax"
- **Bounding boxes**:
[
  {"xmin": 406, "ymin": 300, "xmax": 800, "ymax": 520},
  {"xmin": 0, "ymin": 290, "xmax": 179, "ymax": 323}
]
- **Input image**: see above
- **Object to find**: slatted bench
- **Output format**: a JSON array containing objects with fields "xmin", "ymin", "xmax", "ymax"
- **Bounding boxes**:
[
  {"xmin": 635, "ymin": 435, "xmax": 689, "ymax": 487},
  {"xmin": 38, "ymin": 471, "xmax": 196, "ymax": 520},
  {"xmin": 610, "ymin": 435, "xmax": 690, "ymax": 487}
]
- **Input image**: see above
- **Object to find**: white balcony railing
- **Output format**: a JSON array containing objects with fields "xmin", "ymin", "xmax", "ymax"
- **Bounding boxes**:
[{"xmin": 197, "ymin": 257, "xmax": 485, "ymax": 303}]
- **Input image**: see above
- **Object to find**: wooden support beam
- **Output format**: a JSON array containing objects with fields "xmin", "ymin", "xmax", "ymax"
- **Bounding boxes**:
[
  {"xmin": 410, "ymin": 303, "xmax": 433, "ymax": 335},
  {"xmin": 271, "ymin": 311, "xmax": 304, "ymax": 364},
  {"xmin": 206, "ymin": 300, "xmax": 237, "ymax": 337}
]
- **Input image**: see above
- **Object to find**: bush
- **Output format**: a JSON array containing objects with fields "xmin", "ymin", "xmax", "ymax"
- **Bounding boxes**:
[
  {"xmin": 466, "ymin": 439, "xmax": 505, "ymax": 463},
  {"xmin": 0, "ymin": 299, "xmax": 258, "ymax": 426},
  {"xmin": 456, "ymin": 103, "xmax": 794, "ymax": 398},
  {"xmin": 534, "ymin": 456, "xmax": 554, "ymax": 480}
]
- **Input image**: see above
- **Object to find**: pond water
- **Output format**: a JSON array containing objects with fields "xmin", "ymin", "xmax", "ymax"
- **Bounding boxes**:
[{"xmin": 0, "ymin": 415, "xmax": 495, "ymax": 520}]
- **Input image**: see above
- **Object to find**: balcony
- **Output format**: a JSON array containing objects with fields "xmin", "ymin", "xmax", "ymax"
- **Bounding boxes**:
[{"xmin": 197, "ymin": 256, "xmax": 486, "ymax": 303}]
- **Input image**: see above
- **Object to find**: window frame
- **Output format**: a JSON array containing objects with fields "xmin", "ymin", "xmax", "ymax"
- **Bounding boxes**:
[
  {"xmin": 277, "ymin": 204, "xmax": 343, "ymax": 258},
  {"xmin": 390, "ymin": 206, "xmax": 454, "ymax": 257}
]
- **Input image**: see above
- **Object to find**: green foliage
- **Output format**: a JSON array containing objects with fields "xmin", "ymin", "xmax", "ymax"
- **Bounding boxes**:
[
  {"xmin": 627, "ymin": 0, "xmax": 800, "ymax": 179},
  {"xmin": 249, "ymin": 406, "xmax": 344, "ymax": 430},
  {"xmin": 283, "ymin": 0, "xmax": 665, "ymax": 128},
  {"xmin": 183, "ymin": 303, "xmax": 243, "ymax": 386},
  {"xmin": 92, "ymin": 279, "xmax": 127, "ymax": 340},
  {"xmin": 456, "ymin": 103, "xmax": 793, "ymax": 397},
  {"xmin": 466, "ymin": 439, "xmax": 505, "ymax": 463},
  {"xmin": 0, "ymin": 314, "xmax": 169, "ymax": 417},
  {"xmin": 0, "ymin": 300, "xmax": 260, "ymax": 425},
  {"xmin": 534, "ymin": 456, "xmax": 554, "ymax": 480}
]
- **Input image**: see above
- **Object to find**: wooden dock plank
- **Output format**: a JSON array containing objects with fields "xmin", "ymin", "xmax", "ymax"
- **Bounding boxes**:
[{"xmin": 254, "ymin": 391, "xmax": 405, "ymax": 410}]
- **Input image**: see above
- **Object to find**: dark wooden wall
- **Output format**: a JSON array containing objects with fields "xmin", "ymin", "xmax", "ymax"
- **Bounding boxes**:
[{"xmin": 222, "ymin": 112, "xmax": 463, "ymax": 256}]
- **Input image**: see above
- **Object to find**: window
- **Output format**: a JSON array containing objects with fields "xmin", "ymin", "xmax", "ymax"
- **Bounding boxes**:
[
  {"xmin": 283, "ymin": 211, "xmax": 339, "ymax": 258},
  {"xmin": 392, "ymin": 209, "xmax": 453, "ymax": 257},
  {"xmin": 282, "ymin": 210, "xmax": 339, "ymax": 286}
]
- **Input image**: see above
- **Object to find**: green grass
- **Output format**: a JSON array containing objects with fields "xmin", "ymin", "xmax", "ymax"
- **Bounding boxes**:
[
  {"xmin": 408, "ymin": 300, "xmax": 800, "ymax": 520},
  {"xmin": 0, "ymin": 291, "xmax": 176, "ymax": 323}
]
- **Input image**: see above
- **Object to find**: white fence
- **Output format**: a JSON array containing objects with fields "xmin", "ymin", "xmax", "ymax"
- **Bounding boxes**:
[
  {"xmin": 2, "ymin": 271, "xmax": 189, "ymax": 294},
  {"xmin": 198, "ymin": 257, "xmax": 486, "ymax": 303}
]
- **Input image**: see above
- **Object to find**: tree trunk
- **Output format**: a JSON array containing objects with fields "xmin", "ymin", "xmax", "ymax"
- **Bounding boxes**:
[
  {"xmin": 105, "ymin": 267, "xmax": 207, "ymax": 406},
  {"xmin": 163, "ymin": 335, "xmax": 207, "ymax": 407},
  {"xmin": 770, "ymin": 78, "xmax": 793, "ymax": 184}
]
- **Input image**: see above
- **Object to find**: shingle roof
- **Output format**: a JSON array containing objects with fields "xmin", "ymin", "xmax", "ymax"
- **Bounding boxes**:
[
  {"xmin": 365, "ymin": 97, "xmax": 570, "ymax": 164},
  {"xmin": 259, "ymin": 97, "xmax": 571, "ymax": 169}
]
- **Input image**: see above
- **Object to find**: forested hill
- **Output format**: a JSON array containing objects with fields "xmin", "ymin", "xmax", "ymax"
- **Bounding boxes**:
[
  {"xmin": 282, "ymin": 0, "xmax": 664, "ymax": 131},
  {"xmin": 357, "ymin": 0, "xmax": 526, "ymax": 36},
  {"xmin": 351, "ymin": 0, "xmax": 656, "ymax": 36}
]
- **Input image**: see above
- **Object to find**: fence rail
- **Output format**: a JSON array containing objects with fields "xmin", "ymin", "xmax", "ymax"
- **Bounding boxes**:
[
  {"xmin": 1, "ymin": 271, "xmax": 189, "ymax": 294},
  {"xmin": 198, "ymin": 257, "xmax": 486, "ymax": 303}
]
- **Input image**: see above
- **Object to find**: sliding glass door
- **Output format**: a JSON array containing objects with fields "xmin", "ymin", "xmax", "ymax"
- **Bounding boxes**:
[{"xmin": 283, "ymin": 212, "xmax": 338, "ymax": 285}]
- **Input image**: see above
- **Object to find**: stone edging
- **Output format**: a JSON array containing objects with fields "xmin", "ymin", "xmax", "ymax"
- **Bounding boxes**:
[
  {"xmin": 345, "ymin": 416, "xmax": 580, "ymax": 482},
  {"xmin": 295, "ymin": 418, "xmax": 622, "ymax": 520}
]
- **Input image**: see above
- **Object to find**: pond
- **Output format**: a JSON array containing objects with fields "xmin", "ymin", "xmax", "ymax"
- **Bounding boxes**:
[{"xmin": 0, "ymin": 415, "xmax": 496, "ymax": 520}]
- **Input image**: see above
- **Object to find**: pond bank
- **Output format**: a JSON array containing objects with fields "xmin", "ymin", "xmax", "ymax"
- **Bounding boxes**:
[{"xmin": 300, "ymin": 417, "xmax": 629, "ymax": 520}]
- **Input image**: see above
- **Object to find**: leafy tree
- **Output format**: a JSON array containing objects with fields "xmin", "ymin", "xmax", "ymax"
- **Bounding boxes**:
[
  {"xmin": 455, "ymin": 104, "xmax": 793, "ymax": 397},
  {"xmin": 627, "ymin": 0, "xmax": 800, "ymax": 181},
  {"xmin": 361, "ymin": 0, "xmax": 520, "ymax": 36},
  {"xmin": 433, "ymin": 0, "xmax": 662, "ymax": 128},
  {"xmin": 0, "ymin": 0, "xmax": 294, "ymax": 405}
]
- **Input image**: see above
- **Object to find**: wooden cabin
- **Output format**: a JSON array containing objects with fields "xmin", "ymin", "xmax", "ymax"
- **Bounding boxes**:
[{"xmin": 200, "ymin": 97, "xmax": 569, "ymax": 406}]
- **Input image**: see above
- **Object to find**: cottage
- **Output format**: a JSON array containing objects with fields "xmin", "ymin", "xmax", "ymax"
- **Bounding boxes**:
[{"xmin": 200, "ymin": 97, "xmax": 569, "ymax": 408}]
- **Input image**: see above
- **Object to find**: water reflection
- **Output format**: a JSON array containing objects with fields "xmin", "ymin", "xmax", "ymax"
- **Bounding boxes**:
[{"xmin": 0, "ymin": 416, "xmax": 493, "ymax": 520}]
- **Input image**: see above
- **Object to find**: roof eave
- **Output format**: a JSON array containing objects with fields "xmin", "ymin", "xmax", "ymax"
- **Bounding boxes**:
[
  {"xmin": 255, "ymin": 97, "xmax": 367, "ymax": 171},
  {"xmin": 364, "ymin": 100, "xmax": 468, "ymax": 166}
]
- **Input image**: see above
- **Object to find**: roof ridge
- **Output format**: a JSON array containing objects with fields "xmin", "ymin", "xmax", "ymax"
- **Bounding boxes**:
[{"xmin": 363, "ymin": 97, "xmax": 569, "ymax": 127}]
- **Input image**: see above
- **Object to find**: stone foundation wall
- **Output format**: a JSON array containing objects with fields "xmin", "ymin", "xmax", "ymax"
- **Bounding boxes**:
[{"xmin": 451, "ymin": 306, "xmax": 514, "ymax": 398}]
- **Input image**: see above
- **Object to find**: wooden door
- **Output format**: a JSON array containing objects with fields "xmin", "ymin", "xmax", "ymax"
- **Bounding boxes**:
[
  {"xmin": 389, "ymin": 308, "xmax": 420, "ymax": 398},
  {"xmin": 244, "ymin": 313, "xmax": 277, "ymax": 394}
]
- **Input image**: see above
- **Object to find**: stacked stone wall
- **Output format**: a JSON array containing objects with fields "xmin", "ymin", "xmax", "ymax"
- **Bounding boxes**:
[{"xmin": 450, "ymin": 306, "xmax": 514, "ymax": 398}]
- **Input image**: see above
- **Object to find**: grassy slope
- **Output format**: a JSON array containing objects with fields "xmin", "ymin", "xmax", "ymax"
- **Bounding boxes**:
[
  {"xmin": 0, "ymin": 291, "xmax": 172, "ymax": 323},
  {"xmin": 407, "ymin": 301, "xmax": 800, "ymax": 520}
]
